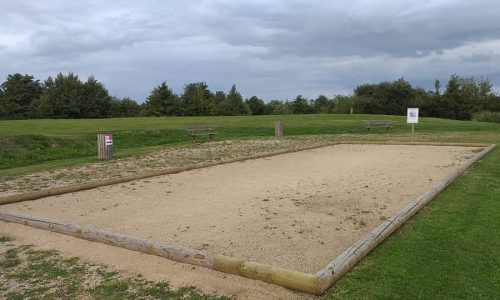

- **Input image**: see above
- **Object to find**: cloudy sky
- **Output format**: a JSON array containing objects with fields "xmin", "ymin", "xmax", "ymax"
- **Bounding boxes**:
[{"xmin": 1, "ymin": 0, "xmax": 500, "ymax": 102}]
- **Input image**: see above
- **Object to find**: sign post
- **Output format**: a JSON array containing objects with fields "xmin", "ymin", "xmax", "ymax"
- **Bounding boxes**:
[
  {"xmin": 407, "ymin": 108, "xmax": 419, "ymax": 135},
  {"xmin": 97, "ymin": 132, "xmax": 113, "ymax": 160}
]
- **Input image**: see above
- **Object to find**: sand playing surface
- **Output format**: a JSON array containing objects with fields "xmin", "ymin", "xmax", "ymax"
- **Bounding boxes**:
[{"xmin": 0, "ymin": 144, "xmax": 481, "ymax": 298}]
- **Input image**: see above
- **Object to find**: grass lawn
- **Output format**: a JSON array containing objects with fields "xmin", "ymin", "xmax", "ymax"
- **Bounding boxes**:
[
  {"xmin": 1, "ymin": 114, "xmax": 498, "ymax": 172},
  {"xmin": 1, "ymin": 115, "xmax": 499, "ymax": 299}
]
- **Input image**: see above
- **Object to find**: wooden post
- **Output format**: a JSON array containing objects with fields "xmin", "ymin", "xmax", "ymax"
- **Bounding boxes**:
[
  {"xmin": 350, "ymin": 107, "xmax": 353, "ymax": 115},
  {"xmin": 274, "ymin": 121, "xmax": 284, "ymax": 138},
  {"xmin": 97, "ymin": 132, "xmax": 113, "ymax": 160}
]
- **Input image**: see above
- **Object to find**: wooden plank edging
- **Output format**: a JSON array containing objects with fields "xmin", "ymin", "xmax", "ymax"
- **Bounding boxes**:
[{"xmin": 339, "ymin": 141, "xmax": 490, "ymax": 147}]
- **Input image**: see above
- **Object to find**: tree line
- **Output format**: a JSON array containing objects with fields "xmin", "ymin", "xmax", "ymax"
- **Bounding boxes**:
[{"xmin": 0, "ymin": 72, "xmax": 499, "ymax": 122}]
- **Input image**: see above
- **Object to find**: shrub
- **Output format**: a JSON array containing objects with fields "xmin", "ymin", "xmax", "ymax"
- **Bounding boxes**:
[{"xmin": 471, "ymin": 111, "xmax": 500, "ymax": 123}]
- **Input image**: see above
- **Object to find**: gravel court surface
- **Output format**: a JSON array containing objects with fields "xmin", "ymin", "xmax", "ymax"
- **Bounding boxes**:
[{"xmin": 2, "ymin": 144, "xmax": 479, "ymax": 274}]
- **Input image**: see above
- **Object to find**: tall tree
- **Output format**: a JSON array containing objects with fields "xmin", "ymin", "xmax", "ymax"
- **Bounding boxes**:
[
  {"xmin": 290, "ymin": 95, "xmax": 312, "ymax": 114},
  {"xmin": 81, "ymin": 75, "xmax": 112, "ymax": 118},
  {"xmin": 354, "ymin": 78, "xmax": 416, "ymax": 115},
  {"xmin": 0, "ymin": 73, "xmax": 42, "ymax": 119},
  {"xmin": 143, "ymin": 82, "xmax": 179, "ymax": 116},
  {"xmin": 313, "ymin": 95, "xmax": 333, "ymax": 113},
  {"xmin": 265, "ymin": 100, "xmax": 291, "ymax": 115},
  {"xmin": 246, "ymin": 96, "xmax": 266, "ymax": 115},
  {"xmin": 180, "ymin": 82, "xmax": 215, "ymax": 116},
  {"xmin": 213, "ymin": 90, "xmax": 227, "ymax": 115},
  {"xmin": 219, "ymin": 84, "xmax": 249, "ymax": 115},
  {"xmin": 36, "ymin": 73, "xmax": 84, "ymax": 118},
  {"xmin": 110, "ymin": 97, "xmax": 141, "ymax": 117},
  {"xmin": 434, "ymin": 79, "xmax": 441, "ymax": 95}
]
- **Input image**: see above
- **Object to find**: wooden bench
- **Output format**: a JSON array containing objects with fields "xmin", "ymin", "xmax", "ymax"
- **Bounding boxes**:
[
  {"xmin": 187, "ymin": 125, "xmax": 215, "ymax": 143},
  {"xmin": 363, "ymin": 120, "xmax": 393, "ymax": 133}
]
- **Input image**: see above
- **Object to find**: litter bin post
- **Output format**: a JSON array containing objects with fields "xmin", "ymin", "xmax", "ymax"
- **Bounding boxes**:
[
  {"xmin": 97, "ymin": 132, "xmax": 113, "ymax": 160},
  {"xmin": 274, "ymin": 121, "xmax": 284, "ymax": 138}
]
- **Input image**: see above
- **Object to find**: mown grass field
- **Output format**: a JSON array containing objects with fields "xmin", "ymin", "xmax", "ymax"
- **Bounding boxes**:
[
  {"xmin": 1, "ymin": 114, "xmax": 499, "ymax": 299},
  {"xmin": 0, "ymin": 114, "xmax": 498, "ymax": 173}
]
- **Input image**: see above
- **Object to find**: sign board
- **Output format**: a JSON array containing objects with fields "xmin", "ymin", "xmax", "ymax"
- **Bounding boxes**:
[
  {"xmin": 407, "ymin": 108, "xmax": 419, "ymax": 124},
  {"xmin": 105, "ymin": 134, "xmax": 113, "ymax": 146}
]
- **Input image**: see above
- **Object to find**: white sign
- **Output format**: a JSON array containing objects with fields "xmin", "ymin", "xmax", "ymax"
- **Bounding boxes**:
[
  {"xmin": 105, "ymin": 134, "xmax": 113, "ymax": 146},
  {"xmin": 407, "ymin": 108, "xmax": 419, "ymax": 124}
]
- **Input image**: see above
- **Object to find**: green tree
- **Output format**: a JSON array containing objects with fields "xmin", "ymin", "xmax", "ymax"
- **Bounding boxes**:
[
  {"xmin": 331, "ymin": 95, "xmax": 353, "ymax": 114},
  {"xmin": 434, "ymin": 79, "xmax": 441, "ymax": 96},
  {"xmin": 354, "ymin": 78, "xmax": 416, "ymax": 115},
  {"xmin": 290, "ymin": 95, "xmax": 312, "ymax": 114},
  {"xmin": 313, "ymin": 95, "xmax": 333, "ymax": 113},
  {"xmin": 0, "ymin": 73, "xmax": 42, "ymax": 119},
  {"xmin": 219, "ymin": 84, "xmax": 250, "ymax": 115},
  {"xmin": 143, "ymin": 82, "xmax": 179, "ymax": 116},
  {"xmin": 81, "ymin": 76, "xmax": 112, "ymax": 118},
  {"xmin": 180, "ymin": 82, "xmax": 215, "ymax": 116},
  {"xmin": 36, "ymin": 73, "xmax": 84, "ymax": 118},
  {"xmin": 110, "ymin": 97, "xmax": 141, "ymax": 117},
  {"xmin": 265, "ymin": 100, "xmax": 291, "ymax": 115},
  {"xmin": 246, "ymin": 96, "xmax": 266, "ymax": 115}
]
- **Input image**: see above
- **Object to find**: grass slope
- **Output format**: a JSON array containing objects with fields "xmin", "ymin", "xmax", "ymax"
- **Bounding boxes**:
[{"xmin": 1, "ymin": 114, "xmax": 498, "ymax": 170}]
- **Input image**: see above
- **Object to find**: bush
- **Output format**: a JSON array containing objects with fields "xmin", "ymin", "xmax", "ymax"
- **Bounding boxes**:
[{"xmin": 471, "ymin": 111, "xmax": 500, "ymax": 123}]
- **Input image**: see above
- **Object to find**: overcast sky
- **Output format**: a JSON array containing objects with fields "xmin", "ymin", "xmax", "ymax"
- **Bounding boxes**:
[{"xmin": 1, "ymin": 0, "xmax": 500, "ymax": 102}]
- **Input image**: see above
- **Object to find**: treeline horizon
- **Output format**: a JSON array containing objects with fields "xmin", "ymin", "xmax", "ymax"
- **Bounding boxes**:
[{"xmin": 0, "ymin": 72, "xmax": 499, "ymax": 123}]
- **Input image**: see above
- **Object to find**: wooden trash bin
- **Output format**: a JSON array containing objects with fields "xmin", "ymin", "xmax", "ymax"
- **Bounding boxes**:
[
  {"xmin": 274, "ymin": 121, "xmax": 284, "ymax": 138},
  {"xmin": 97, "ymin": 132, "xmax": 113, "ymax": 160}
]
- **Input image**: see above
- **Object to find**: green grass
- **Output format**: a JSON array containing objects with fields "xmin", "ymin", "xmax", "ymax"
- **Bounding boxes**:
[
  {"xmin": 1, "ymin": 114, "xmax": 498, "ymax": 171},
  {"xmin": 0, "ymin": 243, "xmax": 229, "ymax": 299}
]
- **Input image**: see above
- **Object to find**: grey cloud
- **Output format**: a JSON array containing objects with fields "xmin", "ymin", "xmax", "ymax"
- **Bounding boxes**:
[{"xmin": 1, "ymin": 0, "xmax": 500, "ymax": 102}]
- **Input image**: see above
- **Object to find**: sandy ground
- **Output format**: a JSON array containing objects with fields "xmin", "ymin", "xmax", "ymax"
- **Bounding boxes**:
[{"xmin": 0, "ymin": 144, "xmax": 480, "ymax": 299}]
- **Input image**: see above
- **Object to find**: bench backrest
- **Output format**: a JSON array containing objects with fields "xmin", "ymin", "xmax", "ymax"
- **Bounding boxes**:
[
  {"xmin": 363, "ymin": 120, "xmax": 393, "ymax": 126},
  {"xmin": 187, "ymin": 125, "xmax": 214, "ymax": 133}
]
